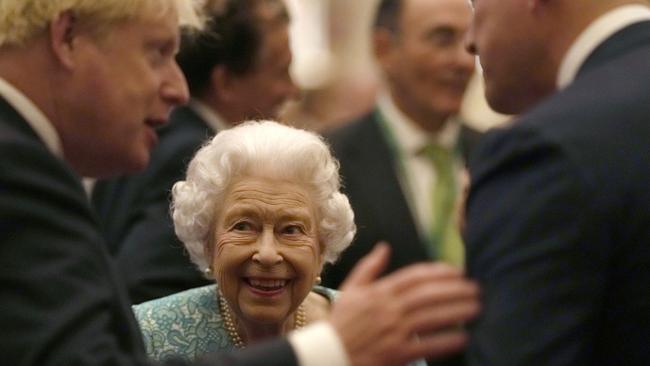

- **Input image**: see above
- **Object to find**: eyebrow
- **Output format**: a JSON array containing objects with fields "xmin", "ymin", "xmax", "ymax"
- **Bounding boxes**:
[
  {"xmin": 221, "ymin": 204, "xmax": 259, "ymax": 223},
  {"xmin": 277, "ymin": 209, "xmax": 314, "ymax": 224},
  {"xmin": 222, "ymin": 204, "xmax": 313, "ymax": 224},
  {"xmin": 426, "ymin": 25, "xmax": 458, "ymax": 37}
]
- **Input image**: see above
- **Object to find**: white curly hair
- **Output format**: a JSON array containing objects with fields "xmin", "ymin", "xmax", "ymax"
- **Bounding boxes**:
[{"xmin": 171, "ymin": 120, "xmax": 356, "ymax": 274}]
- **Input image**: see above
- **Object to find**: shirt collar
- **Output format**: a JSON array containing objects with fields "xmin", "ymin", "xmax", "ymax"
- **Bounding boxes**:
[
  {"xmin": 188, "ymin": 99, "xmax": 231, "ymax": 133},
  {"xmin": 377, "ymin": 91, "xmax": 459, "ymax": 156},
  {"xmin": 557, "ymin": 4, "xmax": 650, "ymax": 89},
  {"xmin": 0, "ymin": 77, "xmax": 63, "ymax": 158}
]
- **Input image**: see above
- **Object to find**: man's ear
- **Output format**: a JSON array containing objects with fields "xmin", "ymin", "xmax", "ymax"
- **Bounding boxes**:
[
  {"xmin": 373, "ymin": 28, "xmax": 397, "ymax": 71},
  {"xmin": 49, "ymin": 10, "xmax": 78, "ymax": 69},
  {"xmin": 210, "ymin": 65, "xmax": 239, "ymax": 102}
]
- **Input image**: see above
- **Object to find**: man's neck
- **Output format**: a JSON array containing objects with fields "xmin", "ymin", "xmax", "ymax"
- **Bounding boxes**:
[
  {"xmin": 389, "ymin": 91, "xmax": 450, "ymax": 134},
  {"xmin": 198, "ymin": 92, "xmax": 244, "ymax": 126}
]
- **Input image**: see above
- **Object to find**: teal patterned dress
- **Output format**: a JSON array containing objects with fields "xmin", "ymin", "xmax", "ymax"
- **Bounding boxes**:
[
  {"xmin": 133, "ymin": 284, "xmax": 337, "ymax": 362},
  {"xmin": 135, "ymin": 284, "xmax": 427, "ymax": 365}
]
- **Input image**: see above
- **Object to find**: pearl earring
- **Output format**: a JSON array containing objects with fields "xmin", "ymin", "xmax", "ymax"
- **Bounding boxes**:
[{"xmin": 315, "ymin": 276, "xmax": 322, "ymax": 285}]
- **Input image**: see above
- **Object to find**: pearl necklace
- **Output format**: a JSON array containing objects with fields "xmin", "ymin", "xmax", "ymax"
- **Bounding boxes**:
[{"xmin": 219, "ymin": 292, "xmax": 307, "ymax": 349}]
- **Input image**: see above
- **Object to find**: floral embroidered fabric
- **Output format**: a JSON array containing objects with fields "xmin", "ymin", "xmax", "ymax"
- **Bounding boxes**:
[{"xmin": 133, "ymin": 284, "xmax": 337, "ymax": 362}]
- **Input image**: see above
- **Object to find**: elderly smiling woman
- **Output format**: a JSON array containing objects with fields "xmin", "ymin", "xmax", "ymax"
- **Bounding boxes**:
[{"xmin": 133, "ymin": 120, "xmax": 356, "ymax": 361}]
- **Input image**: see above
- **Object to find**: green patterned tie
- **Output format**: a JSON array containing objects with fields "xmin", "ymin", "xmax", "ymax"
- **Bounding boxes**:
[{"xmin": 422, "ymin": 143, "xmax": 464, "ymax": 267}]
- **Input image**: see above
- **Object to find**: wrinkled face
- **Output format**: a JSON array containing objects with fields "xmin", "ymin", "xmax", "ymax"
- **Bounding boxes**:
[
  {"xmin": 466, "ymin": 0, "xmax": 554, "ymax": 114},
  {"xmin": 63, "ymin": 9, "xmax": 188, "ymax": 177},
  {"xmin": 380, "ymin": 0, "xmax": 475, "ymax": 128},
  {"xmin": 211, "ymin": 176, "xmax": 323, "ymax": 327},
  {"xmin": 229, "ymin": 22, "xmax": 297, "ymax": 121}
]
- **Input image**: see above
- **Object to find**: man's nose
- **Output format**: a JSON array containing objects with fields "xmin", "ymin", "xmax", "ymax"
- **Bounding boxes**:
[
  {"xmin": 464, "ymin": 25, "xmax": 478, "ymax": 56},
  {"xmin": 161, "ymin": 61, "xmax": 190, "ymax": 107},
  {"xmin": 455, "ymin": 40, "xmax": 476, "ymax": 72}
]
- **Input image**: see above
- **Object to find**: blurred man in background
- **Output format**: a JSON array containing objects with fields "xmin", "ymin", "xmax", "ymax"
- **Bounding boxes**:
[
  {"xmin": 323, "ymin": 0, "xmax": 479, "ymax": 289},
  {"xmin": 324, "ymin": 2, "xmax": 479, "ymax": 364}
]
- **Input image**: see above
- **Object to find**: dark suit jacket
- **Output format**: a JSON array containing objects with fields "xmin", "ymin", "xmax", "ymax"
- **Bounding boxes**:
[
  {"xmin": 323, "ymin": 110, "xmax": 482, "ymax": 289},
  {"xmin": 0, "ymin": 98, "xmax": 297, "ymax": 365},
  {"xmin": 465, "ymin": 21, "xmax": 650, "ymax": 365},
  {"xmin": 92, "ymin": 106, "xmax": 213, "ymax": 304}
]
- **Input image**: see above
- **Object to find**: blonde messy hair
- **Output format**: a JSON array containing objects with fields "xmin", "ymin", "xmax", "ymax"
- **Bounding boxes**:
[{"xmin": 0, "ymin": 0, "xmax": 203, "ymax": 48}]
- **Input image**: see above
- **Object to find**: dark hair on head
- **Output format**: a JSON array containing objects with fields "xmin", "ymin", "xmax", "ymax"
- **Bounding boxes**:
[
  {"xmin": 374, "ymin": 0, "xmax": 402, "ymax": 33},
  {"xmin": 177, "ymin": 0, "xmax": 288, "ymax": 97}
]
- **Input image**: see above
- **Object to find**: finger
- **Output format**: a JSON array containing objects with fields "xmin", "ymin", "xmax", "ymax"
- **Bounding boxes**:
[
  {"xmin": 399, "ymin": 278, "xmax": 479, "ymax": 313},
  {"xmin": 407, "ymin": 299, "xmax": 481, "ymax": 334},
  {"xmin": 340, "ymin": 242, "xmax": 390, "ymax": 290},
  {"xmin": 401, "ymin": 330, "xmax": 469, "ymax": 362},
  {"xmin": 376, "ymin": 261, "xmax": 465, "ymax": 295}
]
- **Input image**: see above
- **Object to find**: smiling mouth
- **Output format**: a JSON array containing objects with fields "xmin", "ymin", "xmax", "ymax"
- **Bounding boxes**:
[
  {"xmin": 145, "ymin": 117, "xmax": 168, "ymax": 129},
  {"xmin": 245, "ymin": 278, "xmax": 289, "ymax": 292}
]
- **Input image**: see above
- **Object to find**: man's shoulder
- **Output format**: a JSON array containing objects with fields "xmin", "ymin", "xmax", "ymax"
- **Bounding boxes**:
[
  {"xmin": 519, "ymin": 54, "xmax": 649, "ymax": 146},
  {"xmin": 324, "ymin": 111, "xmax": 381, "ymax": 156},
  {"xmin": 324, "ymin": 111, "xmax": 377, "ymax": 141},
  {"xmin": 471, "ymin": 56, "xmax": 650, "ymax": 198}
]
